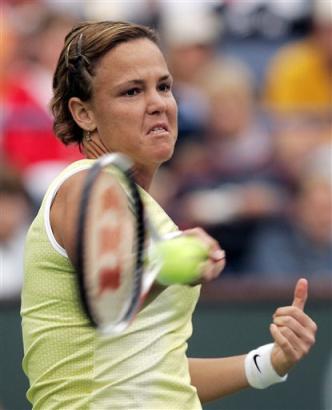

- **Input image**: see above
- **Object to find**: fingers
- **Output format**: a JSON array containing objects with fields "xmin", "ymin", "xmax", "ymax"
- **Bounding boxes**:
[
  {"xmin": 292, "ymin": 278, "xmax": 308, "ymax": 311},
  {"xmin": 270, "ymin": 324, "xmax": 302, "ymax": 364},
  {"xmin": 184, "ymin": 227, "xmax": 220, "ymax": 251},
  {"xmin": 202, "ymin": 258, "xmax": 226, "ymax": 281},
  {"xmin": 273, "ymin": 306, "xmax": 317, "ymax": 330},
  {"xmin": 210, "ymin": 249, "xmax": 226, "ymax": 262},
  {"xmin": 270, "ymin": 323, "xmax": 314, "ymax": 363},
  {"xmin": 270, "ymin": 286, "xmax": 318, "ymax": 375},
  {"xmin": 274, "ymin": 277, "xmax": 315, "ymax": 333},
  {"xmin": 183, "ymin": 227, "xmax": 226, "ymax": 281},
  {"xmin": 273, "ymin": 315, "xmax": 316, "ymax": 348}
]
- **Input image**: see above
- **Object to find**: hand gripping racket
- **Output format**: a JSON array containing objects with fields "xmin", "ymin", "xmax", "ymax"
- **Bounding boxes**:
[{"xmin": 76, "ymin": 153, "xmax": 163, "ymax": 334}]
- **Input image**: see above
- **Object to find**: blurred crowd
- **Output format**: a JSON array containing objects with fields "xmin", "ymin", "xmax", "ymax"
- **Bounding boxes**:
[{"xmin": 1, "ymin": 0, "xmax": 331, "ymax": 300}]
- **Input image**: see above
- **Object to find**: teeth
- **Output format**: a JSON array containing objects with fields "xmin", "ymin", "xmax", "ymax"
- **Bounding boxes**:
[{"xmin": 151, "ymin": 127, "xmax": 164, "ymax": 132}]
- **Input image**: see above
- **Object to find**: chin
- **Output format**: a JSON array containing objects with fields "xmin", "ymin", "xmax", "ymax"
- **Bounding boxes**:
[{"xmin": 154, "ymin": 146, "xmax": 175, "ymax": 164}]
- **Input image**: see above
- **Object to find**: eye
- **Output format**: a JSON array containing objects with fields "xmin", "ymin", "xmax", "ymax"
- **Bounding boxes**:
[
  {"xmin": 158, "ymin": 82, "xmax": 172, "ymax": 93},
  {"xmin": 124, "ymin": 87, "xmax": 141, "ymax": 96}
]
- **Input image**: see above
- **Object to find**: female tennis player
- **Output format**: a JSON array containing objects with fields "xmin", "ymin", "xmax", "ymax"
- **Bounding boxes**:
[{"xmin": 21, "ymin": 21, "xmax": 317, "ymax": 409}]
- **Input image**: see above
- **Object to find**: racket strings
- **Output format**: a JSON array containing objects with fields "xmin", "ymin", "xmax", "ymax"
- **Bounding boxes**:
[{"xmin": 76, "ymin": 156, "xmax": 147, "ymax": 332}]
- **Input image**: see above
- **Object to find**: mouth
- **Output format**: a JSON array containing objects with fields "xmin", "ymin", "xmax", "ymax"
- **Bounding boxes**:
[{"xmin": 147, "ymin": 123, "xmax": 169, "ymax": 136}]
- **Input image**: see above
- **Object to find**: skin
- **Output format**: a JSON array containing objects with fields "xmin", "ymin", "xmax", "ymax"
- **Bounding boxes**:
[
  {"xmin": 51, "ymin": 38, "xmax": 317, "ymax": 403},
  {"xmin": 69, "ymin": 39, "xmax": 178, "ymax": 189}
]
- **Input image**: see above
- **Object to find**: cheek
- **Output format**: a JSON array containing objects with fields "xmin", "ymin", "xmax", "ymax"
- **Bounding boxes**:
[
  {"xmin": 98, "ymin": 104, "xmax": 137, "ymax": 136},
  {"xmin": 110, "ymin": 113, "xmax": 143, "ymax": 152}
]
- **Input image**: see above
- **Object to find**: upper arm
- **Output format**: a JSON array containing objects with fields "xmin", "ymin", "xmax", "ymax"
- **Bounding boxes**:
[{"xmin": 50, "ymin": 170, "xmax": 88, "ymax": 265}]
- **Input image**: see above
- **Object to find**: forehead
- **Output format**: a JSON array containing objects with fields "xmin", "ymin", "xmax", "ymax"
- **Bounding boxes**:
[{"xmin": 93, "ymin": 38, "xmax": 169, "ymax": 86}]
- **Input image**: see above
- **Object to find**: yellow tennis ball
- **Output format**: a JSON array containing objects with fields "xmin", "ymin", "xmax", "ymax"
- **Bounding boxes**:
[{"xmin": 154, "ymin": 235, "xmax": 209, "ymax": 285}]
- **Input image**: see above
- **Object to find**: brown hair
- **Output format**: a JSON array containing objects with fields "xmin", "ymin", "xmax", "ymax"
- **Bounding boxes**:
[{"xmin": 51, "ymin": 21, "xmax": 159, "ymax": 146}]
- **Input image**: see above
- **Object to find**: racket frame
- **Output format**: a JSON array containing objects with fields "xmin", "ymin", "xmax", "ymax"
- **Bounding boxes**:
[{"xmin": 75, "ymin": 154, "xmax": 146, "ymax": 333}]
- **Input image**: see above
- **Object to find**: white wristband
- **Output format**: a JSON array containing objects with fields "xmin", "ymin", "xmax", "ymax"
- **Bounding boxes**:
[{"xmin": 244, "ymin": 343, "xmax": 288, "ymax": 389}]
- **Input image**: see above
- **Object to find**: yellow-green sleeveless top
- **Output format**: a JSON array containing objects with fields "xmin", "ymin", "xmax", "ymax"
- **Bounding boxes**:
[{"xmin": 21, "ymin": 159, "xmax": 202, "ymax": 410}]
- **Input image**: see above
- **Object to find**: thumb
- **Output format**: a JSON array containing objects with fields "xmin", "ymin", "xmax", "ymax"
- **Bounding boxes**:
[{"xmin": 292, "ymin": 278, "xmax": 308, "ymax": 310}]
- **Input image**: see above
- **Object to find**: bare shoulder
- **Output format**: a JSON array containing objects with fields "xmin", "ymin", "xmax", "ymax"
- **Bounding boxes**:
[
  {"xmin": 50, "ymin": 169, "xmax": 89, "ymax": 263},
  {"xmin": 57, "ymin": 169, "xmax": 89, "ymax": 204}
]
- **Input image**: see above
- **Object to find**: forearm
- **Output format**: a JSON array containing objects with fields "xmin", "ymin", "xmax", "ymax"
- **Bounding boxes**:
[{"xmin": 189, "ymin": 355, "xmax": 249, "ymax": 403}]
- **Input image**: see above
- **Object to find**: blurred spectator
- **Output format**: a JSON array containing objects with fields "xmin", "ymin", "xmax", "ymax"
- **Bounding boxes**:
[
  {"xmin": 0, "ymin": 5, "xmax": 18, "ymax": 103},
  {"xmin": 221, "ymin": 0, "xmax": 311, "ymax": 40},
  {"xmin": 83, "ymin": 0, "xmax": 160, "ymax": 28},
  {"xmin": 158, "ymin": 58, "xmax": 283, "ymax": 274},
  {"xmin": 160, "ymin": 2, "xmax": 222, "ymax": 143},
  {"xmin": 271, "ymin": 112, "xmax": 331, "ymax": 193},
  {"xmin": 2, "ymin": 6, "xmax": 82, "ymax": 206},
  {"xmin": 263, "ymin": 0, "xmax": 332, "ymax": 113},
  {"xmin": 194, "ymin": 58, "xmax": 274, "ymax": 179},
  {"xmin": 0, "ymin": 160, "xmax": 32, "ymax": 300},
  {"xmin": 245, "ymin": 143, "xmax": 332, "ymax": 280}
]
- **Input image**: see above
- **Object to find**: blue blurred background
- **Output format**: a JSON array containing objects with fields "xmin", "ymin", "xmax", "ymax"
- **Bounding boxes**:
[{"xmin": 0, "ymin": 1, "xmax": 331, "ymax": 409}]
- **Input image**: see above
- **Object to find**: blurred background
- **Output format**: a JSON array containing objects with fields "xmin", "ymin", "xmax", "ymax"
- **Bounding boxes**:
[{"xmin": 0, "ymin": 1, "xmax": 331, "ymax": 409}]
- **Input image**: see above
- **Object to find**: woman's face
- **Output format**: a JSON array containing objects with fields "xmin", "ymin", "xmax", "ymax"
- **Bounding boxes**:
[{"xmin": 88, "ymin": 38, "xmax": 178, "ymax": 169}]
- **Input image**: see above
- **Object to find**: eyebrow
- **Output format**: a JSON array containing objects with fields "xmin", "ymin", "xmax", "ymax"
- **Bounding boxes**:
[{"xmin": 115, "ymin": 74, "xmax": 173, "ymax": 89}]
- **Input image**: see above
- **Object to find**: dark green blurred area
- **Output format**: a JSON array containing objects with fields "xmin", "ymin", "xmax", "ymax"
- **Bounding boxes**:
[
  {"xmin": 0, "ymin": 301, "xmax": 29, "ymax": 410},
  {"xmin": 190, "ymin": 298, "xmax": 332, "ymax": 409},
  {"xmin": 1, "ymin": 281, "xmax": 331, "ymax": 410}
]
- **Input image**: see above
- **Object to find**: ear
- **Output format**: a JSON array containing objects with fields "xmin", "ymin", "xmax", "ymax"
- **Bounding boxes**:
[{"xmin": 68, "ymin": 97, "xmax": 96, "ymax": 132}]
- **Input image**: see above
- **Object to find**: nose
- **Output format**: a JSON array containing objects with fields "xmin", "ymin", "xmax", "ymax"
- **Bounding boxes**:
[{"xmin": 146, "ymin": 90, "xmax": 166, "ymax": 115}]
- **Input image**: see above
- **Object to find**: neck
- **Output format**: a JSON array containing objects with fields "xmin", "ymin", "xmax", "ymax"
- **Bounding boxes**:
[
  {"xmin": 133, "ymin": 163, "xmax": 158, "ymax": 191},
  {"xmin": 84, "ymin": 147, "xmax": 158, "ymax": 191}
]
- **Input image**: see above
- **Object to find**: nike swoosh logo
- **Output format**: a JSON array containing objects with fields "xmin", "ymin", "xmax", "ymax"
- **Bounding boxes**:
[{"xmin": 253, "ymin": 354, "xmax": 261, "ymax": 373}]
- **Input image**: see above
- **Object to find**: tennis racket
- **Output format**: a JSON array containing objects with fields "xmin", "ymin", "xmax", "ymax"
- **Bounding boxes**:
[{"xmin": 75, "ymin": 153, "xmax": 164, "ymax": 334}]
